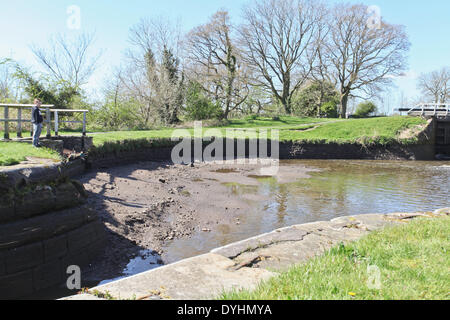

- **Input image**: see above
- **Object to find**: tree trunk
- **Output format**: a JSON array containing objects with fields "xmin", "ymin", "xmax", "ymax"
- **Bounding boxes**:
[
  {"xmin": 282, "ymin": 73, "xmax": 291, "ymax": 114},
  {"xmin": 340, "ymin": 92, "xmax": 349, "ymax": 118}
]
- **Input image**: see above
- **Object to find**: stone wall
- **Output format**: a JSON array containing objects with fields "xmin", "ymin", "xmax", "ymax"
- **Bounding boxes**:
[
  {"xmin": 87, "ymin": 138, "xmax": 436, "ymax": 168},
  {"xmin": 52, "ymin": 136, "xmax": 93, "ymax": 152},
  {"xmin": 0, "ymin": 162, "xmax": 105, "ymax": 299}
]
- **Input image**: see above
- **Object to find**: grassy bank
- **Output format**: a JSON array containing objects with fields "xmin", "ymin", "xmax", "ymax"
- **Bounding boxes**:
[
  {"xmin": 221, "ymin": 215, "xmax": 449, "ymax": 300},
  {"xmin": 0, "ymin": 116, "xmax": 427, "ymax": 165},
  {"xmin": 1, "ymin": 116, "xmax": 425, "ymax": 146},
  {"xmin": 0, "ymin": 142, "xmax": 61, "ymax": 166},
  {"xmin": 90, "ymin": 116, "xmax": 426, "ymax": 146}
]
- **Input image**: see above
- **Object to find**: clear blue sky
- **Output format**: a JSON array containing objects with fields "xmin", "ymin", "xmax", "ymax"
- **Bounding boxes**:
[{"xmin": 1, "ymin": 0, "xmax": 449, "ymax": 113}]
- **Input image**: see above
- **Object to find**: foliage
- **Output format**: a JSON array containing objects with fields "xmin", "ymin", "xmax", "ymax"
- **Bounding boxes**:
[
  {"xmin": 159, "ymin": 47, "xmax": 183, "ymax": 124},
  {"xmin": 184, "ymin": 81, "xmax": 222, "ymax": 120},
  {"xmin": 354, "ymin": 101, "xmax": 377, "ymax": 118},
  {"xmin": 292, "ymin": 81, "xmax": 339, "ymax": 117},
  {"xmin": 92, "ymin": 94, "xmax": 142, "ymax": 131},
  {"xmin": 13, "ymin": 66, "xmax": 80, "ymax": 108},
  {"xmin": 320, "ymin": 100, "xmax": 338, "ymax": 118}
]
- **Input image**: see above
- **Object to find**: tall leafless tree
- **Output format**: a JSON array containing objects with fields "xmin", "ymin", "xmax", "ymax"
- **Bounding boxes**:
[
  {"xmin": 120, "ymin": 17, "xmax": 184, "ymax": 125},
  {"xmin": 0, "ymin": 58, "xmax": 25, "ymax": 102},
  {"xmin": 324, "ymin": 4, "xmax": 410, "ymax": 118},
  {"xmin": 186, "ymin": 10, "xmax": 250, "ymax": 119},
  {"xmin": 30, "ymin": 32, "xmax": 102, "ymax": 89},
  {"xmin": 239, "ymin": 0, "xmax": 324, "ymax": 114},
  {"xmin": 417, "ymin": 67, "xmax": 449, "ymax": 103}
]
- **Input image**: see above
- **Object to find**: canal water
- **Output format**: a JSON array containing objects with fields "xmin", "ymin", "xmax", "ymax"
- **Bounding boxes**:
[
  {"xmin": 74, "ymin": 160, "xmax": 450, "ymax": 293},
  {"xmin": 162, "ymin": 160, "xmax": 450, "ymax": 264}
]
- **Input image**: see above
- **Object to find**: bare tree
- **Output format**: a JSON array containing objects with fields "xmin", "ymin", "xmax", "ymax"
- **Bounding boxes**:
[
  {"xmin": 30, "ymin": 32, "xmax": 102, "ymax": 89},
  {"xmin": 0, "ymin": 58, "xmax": 13, "ymax": 100},
  {"xmin": 120, "ymin": 17, "xmax": 184, "ymax": 125},
  {"xmin": 324, "ymin": 4, "xmax": 410, "ymax": 118},
  {"xmin": 239, "ymin": 0, "xmax": 324, "ymax": 114},
  {"xmin": 0, "ymin": 58, "xmax": 24, "ymax": 101},
  {"xmin": 186, "ymin": 10, "xmax": 250, "ymax": 119},
  {"xmin": 417, "ymin": 67, "xmax": 449, "ymax": 103}
]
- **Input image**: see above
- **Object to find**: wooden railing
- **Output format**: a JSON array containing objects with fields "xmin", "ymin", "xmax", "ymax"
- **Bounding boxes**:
[{"xmin": 0, "ymin": 104, "xmax": 88, "ymax": 140}]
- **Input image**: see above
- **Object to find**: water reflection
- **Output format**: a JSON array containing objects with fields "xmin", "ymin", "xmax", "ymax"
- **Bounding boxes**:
[{"xmin": 163, "ymin": 160, "xmax": 450, "ymax": 263}]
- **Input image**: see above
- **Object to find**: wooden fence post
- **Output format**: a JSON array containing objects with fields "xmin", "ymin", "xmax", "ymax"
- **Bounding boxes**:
[
  {"xmin": 54, "ymin": 110, "xmax": 59, "ymax": 136},
  {"xmin": 17, "ymin": 107, "xmax": 22, "ymax": 138},
  {"xmin": 3, "ymin": 106, "xmax": 9, "ymax": 140},
  {"xmin": 82, "ymin": 111, "xmax": 87, "ymax": 136},
  {"xmin": 46, "ymin": 107, "xmax": 51, "ymax": 138}
]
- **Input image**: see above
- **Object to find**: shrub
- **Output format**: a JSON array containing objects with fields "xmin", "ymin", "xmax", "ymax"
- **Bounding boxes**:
[
  {"xmin": 320, "ymin": 101, "xmax": 338, "ymax": 118},
  {"xmin": 354, "ymin": 102, "xmax": 377, "ymax": 118},
  {"xmin": 184, "ymin": 82, "xmax": 222, "ymax": 120},
  {"xmin": 245, "ymin": 114, "xmax": 259, "ymax": 121}
]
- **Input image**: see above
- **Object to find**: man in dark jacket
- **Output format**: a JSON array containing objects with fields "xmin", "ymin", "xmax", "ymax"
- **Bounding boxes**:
[{"xmin": 31, "ymin": 98, "xmax": 44, "ymax": 147}]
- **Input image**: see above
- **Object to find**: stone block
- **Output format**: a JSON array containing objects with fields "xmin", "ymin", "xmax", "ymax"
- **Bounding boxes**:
[
  {"xmin": 0, "ymin": 270, "xmax": 34, "ymax": 299},
  {"xmin": 33, "ymin": 260, "xmax": 63, "ymax": 291},
  {"xmin": 67, "ymin": 222, "xmax": 96, "ymax": 253},
  {"xmin": 0, "ymin": 251, "xmax": 6, "ymax": 276},
  {"xmin": 6, "ymin": 242, "xmax": 44, "ymax": 274},
  {"xmin": 14, "ymin": 188, "xmax": 55, "ymax": 219},
  {"xmin": 43, "ymin": 234, "xmax": 68, "ymax": 262},
  {"xmin": 53, "ymin": 182, "xmax": 85, "ymax": 210}
]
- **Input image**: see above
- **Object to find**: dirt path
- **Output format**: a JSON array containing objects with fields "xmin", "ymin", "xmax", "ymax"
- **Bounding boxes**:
[{"xmin": 78, "ymin": 160, "xmax": 314, "ymax": 284}]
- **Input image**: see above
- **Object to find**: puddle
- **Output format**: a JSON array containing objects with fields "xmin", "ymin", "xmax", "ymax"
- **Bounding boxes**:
[{"xmin": 97, "ymin": 250, "xmax": 163, "ymax": 286}]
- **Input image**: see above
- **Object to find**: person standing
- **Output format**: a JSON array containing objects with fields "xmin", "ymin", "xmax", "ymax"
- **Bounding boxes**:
[{"xmin": 31, "ymin": 98, "xmax": 44, "ymax": 148}]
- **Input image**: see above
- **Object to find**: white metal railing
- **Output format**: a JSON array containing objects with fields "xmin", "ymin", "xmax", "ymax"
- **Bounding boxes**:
[
  {"xmin": 406, "ymin": 103, "xmax": 450, "ymax": 117},
  {"xmin": 0, "ymin": 103, "xmax": 88, "ymax": 140}
]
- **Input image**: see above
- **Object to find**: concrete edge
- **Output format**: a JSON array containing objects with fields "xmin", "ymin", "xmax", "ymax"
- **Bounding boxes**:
[{"xmin": 61, "ymin": 208, "xmax": 449, "ymax": 300}]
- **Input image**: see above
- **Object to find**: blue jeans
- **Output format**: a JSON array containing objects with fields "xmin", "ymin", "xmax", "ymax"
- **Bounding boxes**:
[{"xmin": 32, "ymin": 123, "xmax": 42, "ymax": 147}]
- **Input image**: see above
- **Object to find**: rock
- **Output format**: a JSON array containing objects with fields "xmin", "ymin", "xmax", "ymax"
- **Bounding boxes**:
[
  {"xmin": 71, "ymin": 180, "xmax": 88, "ymax": 198},
  {"xmin": 159, "ymin": 178, "xmax": 166, "ymax": 183},
  {"xmin": 0, "ymin": 171, "xmax": 29, "ymax": 191}
]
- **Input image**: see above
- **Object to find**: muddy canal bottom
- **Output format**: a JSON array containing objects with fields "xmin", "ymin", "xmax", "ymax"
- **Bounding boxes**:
[{"xmin": 84, "ymin": 160, "xmax": 450, "ymax": 287}]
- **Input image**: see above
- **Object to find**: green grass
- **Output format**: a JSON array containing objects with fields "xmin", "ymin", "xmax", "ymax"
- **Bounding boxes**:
[
  {"xmin": 88, "ymin": 116, "xmax": 425, "ymax": 146},
  {"xmin": 1, "ymin": 116, "xmax": 428, "ymax": 162},
  {"xmin": 0, "ymin": 142, "xmax": 61, "ymax": 166},
  {"xmin": 84, "ymin": 116, "xmax": 426, "ymax": 147},
  {"xmin": 277, "ymin": 116, "xmax": 427, "ymax": 144},
  {"xmin": 1, "ymin": 116, "xmax": 425, "ymax": 145},
  {"xmin": 223, "ymin": 116, "xmax": 335, "ymax": 129},
  {"xmin": 221, "ymin": 216, "xmax": 450, "ymax": 300}
]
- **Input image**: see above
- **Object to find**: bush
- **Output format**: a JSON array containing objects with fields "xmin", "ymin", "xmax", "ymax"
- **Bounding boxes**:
[
  {"xmin": 245, "ymin": 114, "xmax": 259, "ymax": 121},
  {"xmin": 354, "ymin": 102, "xmax": 377, "ymax": 118},
  {"xmin": 291, "ymin": 81, "xmax": 340, "ymax": 117},
  {"xmin": 93, "ymin": 97, "xmax": 143, "ymax": 130},
  {"xmin": 320, "ymin": 101, "xmax": 338, "ymax": 118},
  {"xmin": 184, "ymin": 82, "xmax": 222, "ymax": 120}
]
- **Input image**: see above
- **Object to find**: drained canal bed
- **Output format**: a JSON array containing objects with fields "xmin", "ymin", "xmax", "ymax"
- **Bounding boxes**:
[
  {"xmin": 52, "ymin": 160, "xmax": 450, "ymax": 297},
  {"xmin": 163, "ymin": 160, "xmax": 450, "ymax": 263}
]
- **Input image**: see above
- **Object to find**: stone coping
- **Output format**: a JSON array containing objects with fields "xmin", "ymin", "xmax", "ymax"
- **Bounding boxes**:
[
  {"xmin": 62, "ymin": 208, "xmax": 449, "ymax": 300},
  {"xmin": 0, "ymin": 158, "xmax": 85, "ymax": 188}
]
